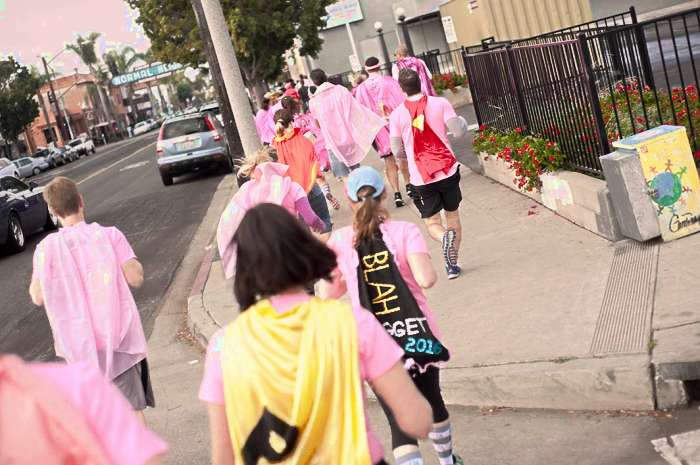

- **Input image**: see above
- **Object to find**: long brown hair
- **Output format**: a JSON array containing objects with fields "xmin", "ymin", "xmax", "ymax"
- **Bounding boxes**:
[
  {"xmin": 352, "ymin": 186, "xmax": 388, "ymax": 246},
  {"xmin": 274, "ymin": 108, "xmax": 294, "ymax": 137}
]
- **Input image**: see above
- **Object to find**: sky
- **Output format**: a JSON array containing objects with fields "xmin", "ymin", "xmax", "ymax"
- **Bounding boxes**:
[{"xmin": 0, "ymin": 0, "xmax": 151, "ymax": 75}]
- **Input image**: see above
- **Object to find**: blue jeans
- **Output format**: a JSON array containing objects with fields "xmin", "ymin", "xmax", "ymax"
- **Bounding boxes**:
[{"xmin": 308, "ymin": 183, "xmax": 332, "ymax": 233}]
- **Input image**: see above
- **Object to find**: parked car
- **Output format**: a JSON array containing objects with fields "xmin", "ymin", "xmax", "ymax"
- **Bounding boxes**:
[
  {"xmin": 156, "ymin": 112, "xmax": 232, "ymax": 186},
  {"xmin": 133, "ymin": 121, "xmax": 150, "ymax": 136},
  {"xmin": 0, "ymin": 176, "xmax": 58, "ymax": 254},
  {"xmin": 0, "ymin": 158, "xmax": 20, "ymax": 179},
  {"xmin": 200, "ymin": 102, "xmax": 223, "ymax": 126},
  {"xmin": 13, "ymin": 157, "xmax": 49, "ymax": 177},
  {"xmin": 146, "ymin": 118, "xmax": 158, "ymax": 131},
  {"xmin": 66, "ymin": 136, "xmax": 96, "ymax": 157}
]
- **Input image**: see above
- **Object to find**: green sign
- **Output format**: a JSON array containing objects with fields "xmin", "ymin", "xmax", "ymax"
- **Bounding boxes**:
[{"xmin": 111, "ymin": 63, "xmax": 183, "ymax": 86}]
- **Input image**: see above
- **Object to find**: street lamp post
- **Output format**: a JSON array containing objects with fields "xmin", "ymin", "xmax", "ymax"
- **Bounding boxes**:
[
  {"xmin": 374, "ymin": 22, "xmax": 391, "ymax": 74},
  {"xmin": 395, "ymin": 8, "xmax": 415, "ymax": 57},
  {"xmin": 41, "ymin": 55, "xmax": 69, "ymax": 143}
]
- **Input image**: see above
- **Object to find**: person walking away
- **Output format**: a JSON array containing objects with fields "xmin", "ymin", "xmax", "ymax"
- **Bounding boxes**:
[
  {"xmin": 0, "ymin": 354, "xmax": 167, "ymax": 465},
  {"xmin": 355, "ymin": 56, "xmax": 411, "ymax": 208},
  {"xmin": 216, "ymin": 147, "xmax": 327, "ymax": 280},
  {"xmin": 254, "ymin": 97, "xmax": 274, "ymax": 145},
  {"xmin": 318, "ymin": 166, "xmax": 464, "ymax": 465},
  {"xmin": 392, "ymin": 45, "xmax": 436, "ymax": 97},
  {"xmin": 263, "ymin": 90, "xmax": 284, "ymax": 142},
  {"xmin": 28, "ymin": 177, "xmax": 154, "ymax": 419},
  {"xmin": 308, "ymin": 68, "xmax": 386, "ymax": 182},
  {"xmin": 272, "ymin": 108, "xmax": 337, "ymax": 234},
  {"xmin": 298, "ymin": 74, "xmax": 311, "ymax": 112},
  {"xmin": 280, "ymin": 95, "xmax": 331, "ymax": 173},
  {"xmin": 201, "ymin": 203, "xmax": 433, "ymax": 465},
  {"xmin": 390, "ymin": 69, "xmax": 468, "ymax": 280}
]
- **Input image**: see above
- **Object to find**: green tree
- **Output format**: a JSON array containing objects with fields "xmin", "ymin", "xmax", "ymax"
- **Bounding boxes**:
[
  {"xmin": 125, "ymin": 0, "xmax": 333, "ymax": 101},
  {"xmin": 176, "ymin": 79, "xmax": 193, "ymax": 103},
  {"xmin": 0, "ymin": 57, "xmax": 41, "ymax": 143},
  {"xmin": 104, "ymin": 46, "xmax": 149, "ymax": 123}
]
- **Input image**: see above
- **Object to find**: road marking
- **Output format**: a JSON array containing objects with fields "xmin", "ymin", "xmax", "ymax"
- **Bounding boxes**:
[
  {"xmin": 120, "ymin": 160, "xmax": 151, "ymax": 172},
  {"xmin": 77, "ymin": 142, "xmax": 155, "ymax": 185}
]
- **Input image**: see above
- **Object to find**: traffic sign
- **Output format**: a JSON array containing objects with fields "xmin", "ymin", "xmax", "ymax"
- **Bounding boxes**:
[{"xmin": 111, "ymin": 63, "xmax": 183, "ymax": 86}]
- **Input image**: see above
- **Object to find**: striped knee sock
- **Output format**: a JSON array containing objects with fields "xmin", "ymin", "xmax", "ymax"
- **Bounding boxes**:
[
  {"xmin": 429, "ymin": 421, "xmax": 454, "ymax": 465},
  {"xmin": 394, "ymin": 445, "xmax": 423, "ymax": 465}
]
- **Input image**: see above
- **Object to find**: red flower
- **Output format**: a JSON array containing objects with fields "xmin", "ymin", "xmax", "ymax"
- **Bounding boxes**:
[
  {"xmin": 694, "ymin": 150, "xmax": 700, "ymax": 160},
  {"xmin": 479, "ymin": 124, "xmax": 486, "ymax": 131},
  {"xmin": 515, "ymin": 127, "xmax": 523, "ymax": 134},
  {"xmin": 546, "ymin": 141, "xmax": 555, "ymax": 149},
  {"xmin": 549, "ymin": 155, "xmax": 555, "ymax": 162}
]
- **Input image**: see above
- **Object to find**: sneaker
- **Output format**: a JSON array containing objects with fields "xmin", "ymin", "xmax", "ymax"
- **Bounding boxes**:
[
  {"xmin": 446, "ymin": 264, "xmax": 461, "ymax": 280},
  {"xmin": 406, "ymin": 183, "xmax": 417, "ymax": 199},
  {"xmin": 394, "ymin": 192, "xmax": 405, "ymax": 208},
  {"xmin": 442, "ymin": 229, "xmax": 457, "ymax": 265},
  {"xmin": 452, "ymin": 454, "xmax": 465, "ymax": 465}
]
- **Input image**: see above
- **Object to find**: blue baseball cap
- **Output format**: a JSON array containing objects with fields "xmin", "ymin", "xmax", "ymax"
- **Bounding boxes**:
[{"xmin": 346, "ymin": 166, "xmax": 385, "ymax": 202}]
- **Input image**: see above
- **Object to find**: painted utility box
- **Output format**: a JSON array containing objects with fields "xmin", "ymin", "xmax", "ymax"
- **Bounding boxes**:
[{"xmin": 613, "ymin": 126, "xmax": 700, "ymax": 241}]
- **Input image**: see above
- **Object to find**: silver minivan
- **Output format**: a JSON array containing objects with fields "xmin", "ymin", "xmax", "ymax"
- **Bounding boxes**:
[{"xmin": 156, "ymin": 113, "xmax": 233, "ymax": 186}]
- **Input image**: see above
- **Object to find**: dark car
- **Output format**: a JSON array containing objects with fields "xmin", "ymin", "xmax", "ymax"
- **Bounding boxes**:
[{"xmin": 0, "ymin": 176, "xmax": 58, "ymax": 254}]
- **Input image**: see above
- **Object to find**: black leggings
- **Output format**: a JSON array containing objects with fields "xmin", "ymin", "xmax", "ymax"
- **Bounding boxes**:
[{"xmin": 378, "ymin": 366, "xmax": 449, "ymax": 449}]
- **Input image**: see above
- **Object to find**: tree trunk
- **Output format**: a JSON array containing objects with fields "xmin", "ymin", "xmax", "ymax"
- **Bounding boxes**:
[{"xmin": 251, "ymin": 80, "xmax": 266, "ymax": 110}]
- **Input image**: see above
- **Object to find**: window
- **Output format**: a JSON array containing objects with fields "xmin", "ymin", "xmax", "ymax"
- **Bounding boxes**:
[
  {"xmin": 19, "ymin": 159, "xmax": 32, "ymax": 166},
  {"xmin": 0, "ymin": 177, "xmax": 28, "ymax": 194},
  {"xmin": 162, "ymin": 118, "xmax": 209, "ymax": 139}
]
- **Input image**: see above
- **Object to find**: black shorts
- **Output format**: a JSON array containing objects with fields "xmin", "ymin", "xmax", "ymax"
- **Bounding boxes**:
[{"xmin": 410, "ymin": 169, "xmax": 462, "ymax": 219}]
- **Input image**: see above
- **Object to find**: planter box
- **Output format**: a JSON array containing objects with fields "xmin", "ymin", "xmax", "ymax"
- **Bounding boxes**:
[
  {"xmin": 478, "ymin": 151, "xmax": 622, "ymax": 241},
  {"xmin": 439, "ymin": 86, "xmax": 472, "ymax": 108}
]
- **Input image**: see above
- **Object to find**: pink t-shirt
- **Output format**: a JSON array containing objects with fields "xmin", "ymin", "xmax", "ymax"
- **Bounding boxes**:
[
  {"xmin": 198, "ymin": 292, "xmax": 403, "ymax": 464},
  {"xmin": 389, "ymin": 95, "xmax": 459, "ymax": 186},
  {"xmin": 31, "ymin": 362, "xmax": 167, "ymax": 465},
  {"xmin": 327, "ymin": 221, "xmax": 441, "ymax": 339}
]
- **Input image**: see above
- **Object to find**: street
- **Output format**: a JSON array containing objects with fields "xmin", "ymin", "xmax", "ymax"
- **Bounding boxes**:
[{"xmin": 0, "ymin": 132, "xmax": 227, "ymax": 361}]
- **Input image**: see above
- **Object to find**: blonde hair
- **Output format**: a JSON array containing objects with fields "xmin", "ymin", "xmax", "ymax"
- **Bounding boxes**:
[
  {"xmin": 43, "ymin": 177, "xmax": 81, "ymax": 217},
  {"xmin": 238, "ymin": 146, "xmax": 277, "ymax": 178}
]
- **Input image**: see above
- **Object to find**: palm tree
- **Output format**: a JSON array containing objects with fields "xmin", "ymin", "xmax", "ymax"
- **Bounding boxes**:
[
  {"xmin": 104, "ymin": 46, "xmax": 147, "ymax": 125},
  {"xmin": 66, "ymin": 33, "xmax": 116, "ymax": 135}
]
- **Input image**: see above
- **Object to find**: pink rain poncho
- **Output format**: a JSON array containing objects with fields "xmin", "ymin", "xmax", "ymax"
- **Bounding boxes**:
[
  {"xmin": 309, "ymin": 82, "xmax": 386, "ymax": 167},
  {"xmin": 354, "ymin": 74, "xmax": 406, "ymax": 156},
  {"xmin": 396, "ymin": 57, "xmax": 436, "ymax": 97},
  {"xmin": 32, "ymin": 223, "xmax": 147, "ymax": 381},
  {"xmin": 217, "ymin": 162, "xmax": 308, "ymax": 280},
  {"xmin": 254, "ymin": 108, "xmax": 274, "ymax": 144},
  {"xmin": 293, "ymin": 112, "xmax": 330, "ymax": 171}
]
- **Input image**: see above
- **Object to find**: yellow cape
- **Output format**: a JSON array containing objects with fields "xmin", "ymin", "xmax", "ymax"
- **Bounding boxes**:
[{"xmin": 221, "ymin": 297, "xmax": 372, "ymax": 465}]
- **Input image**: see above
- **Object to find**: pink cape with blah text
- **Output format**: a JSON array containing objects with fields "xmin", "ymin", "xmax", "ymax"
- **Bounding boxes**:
[
  {"xmin": 309, "ymin": 83, "xmax": 386, "ymax": 167},
  {"xmin": 216, "ymin": 162, "xmax": 307, "ymax": 279},
  {"xmin": 354, "ymin": 74, "xmax": 406, "ymax": 156},
  {"xmin": 293, "ymin": 112, "xmax": 330, "ymax": 171},
  {"xmin": 33, "ymin": 223, "xmax": 147, "ymax": 381}
]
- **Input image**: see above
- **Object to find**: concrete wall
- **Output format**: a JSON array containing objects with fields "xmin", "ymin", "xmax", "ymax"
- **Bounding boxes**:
[{"xmin": 439, "ymin": 0, "xmax": 592, "ymax": 47}]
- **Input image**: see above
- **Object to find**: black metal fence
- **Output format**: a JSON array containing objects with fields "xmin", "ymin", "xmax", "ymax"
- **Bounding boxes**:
[{"xmin": 465, "ymin": 6, "xmax": 700, "ymax": 177}]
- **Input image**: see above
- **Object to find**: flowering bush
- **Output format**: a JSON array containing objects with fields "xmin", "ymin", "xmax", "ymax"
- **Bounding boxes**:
[
  {"xmin": 432, "ymin": 73, "xmax": 467, "ymax": 95},
  {"xmin": 600, "ymin": 79, "xmax": 700, "ymax": 148},
  {"xmin": 473, "ymin": 125, "xmax": 566, "ymax": 192}
]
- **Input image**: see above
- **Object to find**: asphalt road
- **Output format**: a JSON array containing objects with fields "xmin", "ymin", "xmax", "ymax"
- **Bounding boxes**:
[{"xmin": 0, "ymin": 132, "xmax": 227, "ymax": 361}]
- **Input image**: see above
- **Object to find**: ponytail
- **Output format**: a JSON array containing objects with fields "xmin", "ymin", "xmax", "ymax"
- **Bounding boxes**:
[
  {"xmin": 238, "ymin": 146, "xmax": 277, "ymax": 178},
  {"xmin": 353, "ymin": 186, "xmax": 388, "ymax": 246},
  {"xmin": 273, "ymin": 108, "xmax": 294, "ymax": 137}
]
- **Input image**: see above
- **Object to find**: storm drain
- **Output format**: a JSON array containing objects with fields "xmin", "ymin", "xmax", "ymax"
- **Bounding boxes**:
[{"xmin": 590, "ymin": 240, "xmax": 660, "ymax": 355}]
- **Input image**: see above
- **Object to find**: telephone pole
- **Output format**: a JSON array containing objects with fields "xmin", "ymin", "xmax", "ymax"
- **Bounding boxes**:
[
  {"xmin": 190, "ymin": 0, "xmax": 243, "ymax": 161},
  {"xmin": 190, "ymin": 0, "xmax": 260, "ymax": 158}
]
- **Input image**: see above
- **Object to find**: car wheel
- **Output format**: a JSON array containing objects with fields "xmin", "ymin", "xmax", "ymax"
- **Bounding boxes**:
[
  {"xmin": 32, "ymin": 167, "xmax": 41, "ymax": 176},
  {"xmin": 221, "ymin": 154, "xmax": 234, "ymax": 174},
  {"xmin": 160, "ymin": 170, "xmax": 174, "ymax": 186},
  {"xmin": 91, "ymin": 147, "xmax": 96, "ymax": 154},
  {"xmin": 43, "ymin": 208, "xmax": 59, "ymax": 231},
  {"xmin": 5, "ymin": 214, "xmax": 25, "ymax": 253}
]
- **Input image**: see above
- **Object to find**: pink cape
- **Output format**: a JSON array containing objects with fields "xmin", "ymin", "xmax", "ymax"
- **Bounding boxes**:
[
  {"xmin": 309, "ymin": 83, "xmax": 386, "ymax": 167},
  {"xmin": 397, "ymin": 57, "xmax": 436, "ymax": 96},
  {"xmin": 217, "ymin": 162, "xmax": 306, "ymax": 279},
  {"xmin": 33, "ymin": 224, "xmax": 147, "ymax": 380},
  {"xmin": 254, "ymin": 108, "xmax": 274, "ymax": 144},
  {"xmin": 293, "ymin": 113, "xmax": 330, "ymax": 171},
  {"xmin": 354, "ymin": 74, "xmax": 406, "ymax": 156}
]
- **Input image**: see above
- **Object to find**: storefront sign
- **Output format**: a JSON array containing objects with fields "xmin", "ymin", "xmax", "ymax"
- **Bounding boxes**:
[
  {"xmin": 324, "ymin": 0, "xmax": 363, "ymax": 29},
  {"xmin": 442, "ymin": 16, "xmax": 458, "ymax": 44},
  {"xmin": 111, "ymin": 63, "xmax": 183, "ymax": 86},
  {"xmin": 614, "ymin": 125, "xmax": 700, "ymax": 241}
]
